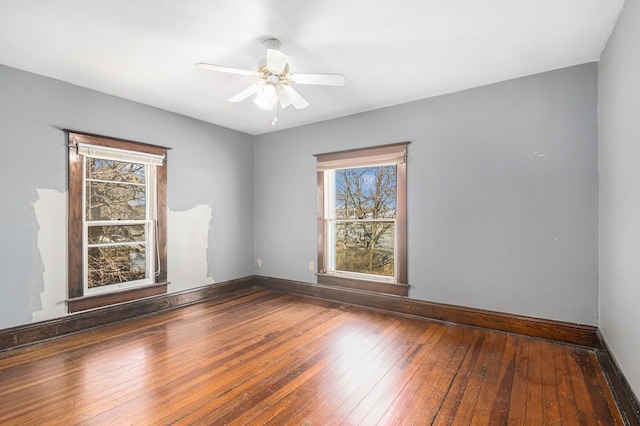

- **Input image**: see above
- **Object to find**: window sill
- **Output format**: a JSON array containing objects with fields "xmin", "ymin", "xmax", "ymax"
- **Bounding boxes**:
[
  {"xmin": 317, "ymin": 273, "xmax": 408, "ymax": 296},
  {"xmin": 67, "ymin": 282, "xmax": 169, "ymax": 313}
]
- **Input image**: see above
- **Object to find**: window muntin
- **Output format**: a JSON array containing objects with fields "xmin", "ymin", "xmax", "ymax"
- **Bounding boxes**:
[
  {"xmin": 326, "ymin": 165, "xmax": 397, "ymax": 280},
  {"xmin": 83, "ymin": 158, "xmax": 157, "ymax": 294}
]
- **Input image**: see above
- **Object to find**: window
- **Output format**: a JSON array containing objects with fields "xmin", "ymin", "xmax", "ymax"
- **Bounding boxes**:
[
  {"xmin": 67, "ymin": 132, "xmax": 169, "ymax": 312},
  {"xmin": 316, "ymin": 142, "xmax": 409, "ymax": 296}
]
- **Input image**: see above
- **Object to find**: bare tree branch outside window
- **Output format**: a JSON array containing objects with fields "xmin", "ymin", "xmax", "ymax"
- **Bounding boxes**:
[
  {"xmin": 85, "ymin": 159, "xmax": 148, "ymax": 288},
  {"xmin": 333, "ymin": 165, "xmax": 396, "ymax": 277}
]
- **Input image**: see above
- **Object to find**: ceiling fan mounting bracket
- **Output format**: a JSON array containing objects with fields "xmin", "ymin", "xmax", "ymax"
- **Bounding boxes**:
[{"xmin": 262, "ymin": 38, "xmax": 282, "ymax": 50}]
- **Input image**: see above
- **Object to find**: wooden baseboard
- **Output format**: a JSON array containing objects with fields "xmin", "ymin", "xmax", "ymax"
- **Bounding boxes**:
[
  {"xmin": 0, "ymin": 274, "xmax": 600, "ymax": 350},
  {"xmin": 255, "ymin": 275, "xmax": 598, "ymax": 347},
  {"xmin": 596, "ymin": 330, "xmax": 640, "ymax": 425},
  {"xmin": 0, "ymin": 276, "xmax": 255, "ymax": 352}
]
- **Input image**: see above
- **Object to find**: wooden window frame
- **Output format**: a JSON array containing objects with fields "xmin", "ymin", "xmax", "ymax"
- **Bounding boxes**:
[
  {"xmin": 315, "ymin": 142, "xmax": 409, "ymax": 296},
  {"xmin": 67, "ymin": 131, "xmax": 169, "ymax": 312}
]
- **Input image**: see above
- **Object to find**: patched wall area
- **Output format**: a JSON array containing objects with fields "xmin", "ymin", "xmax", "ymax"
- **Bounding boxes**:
[
  {"xmin": 168, "ymin": 206, "xmax": 215, "ymax": 292},
  {"xmin": 32, "ymin": 189, "xmax": 66, "ymax": 322},
  {"xmin": 0, "ymin": 64, "xmax": 254, "ymax": 329}
]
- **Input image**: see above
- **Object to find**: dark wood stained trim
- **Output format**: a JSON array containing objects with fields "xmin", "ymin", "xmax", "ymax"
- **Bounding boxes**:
[
  {"xmin": 7, "ymin": 273, "xmax": 599, "ymax": 350},
  {"xmin": 314, "ymin": 141, "xmax": 410, "ymax": 163},
  {"xmin": 0, "ymin": 277, "xmax": 255, "ymax": 352},
  {"xmin": 67, "ymin": 131, "xmax": 169, "ymax": 311},
  {"xmin": 596, "ymin": 330, "xmax": 640, "ymax": 425},
  {"xmin": 396, "ymin": 159, "xmax": 407, "ymax": 284},
  {"xmin": 67, "ymin": 139, "xmax": 84, "ymax": 299},
  {"xmin": 64, "ymin": 129, "xmax": 172, "ymax": 153},
  {"xmin": 317, "ymin": 274, "xmax": 408, "ymax": 296},
  {"xmin": 317, "ymin": 171, "xmax": 325, "ymax": 274},
  {"xmin": 156, "ymin": 156, "xmax": 168, "ymax": 284},
  {"xmin": 67, "ymin": 283, "xmax": 169, "ymax": 313},
  {"xmin": 255, "ymin": 276, "xmax": 598, "ymax": 347}
]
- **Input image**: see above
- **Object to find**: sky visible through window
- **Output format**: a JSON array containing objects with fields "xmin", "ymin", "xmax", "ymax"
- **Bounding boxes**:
[{"xmin": 332, "ymin": 165, "xmax": 396, "ymax": 277}]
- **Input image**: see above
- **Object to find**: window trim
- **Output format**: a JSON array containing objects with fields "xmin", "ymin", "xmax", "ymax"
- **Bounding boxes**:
[
  {"xmin": 67, "ymin": 131, "xmax": 169, "ymax": 312},
  {"xmin": 315, "ymin": 142, "xmax": 409, "ymax": 296}
]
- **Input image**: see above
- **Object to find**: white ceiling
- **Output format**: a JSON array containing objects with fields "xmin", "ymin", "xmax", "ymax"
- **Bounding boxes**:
[{"xmin": 0, "ymin": 0, "xmax": 625, "ymax": 135}]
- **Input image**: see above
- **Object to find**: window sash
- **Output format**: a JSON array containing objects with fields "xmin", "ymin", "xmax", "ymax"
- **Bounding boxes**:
[
  {"xmin": 326, "ymin": 218, "xmax": 397, "ymax": 281},
  {"xmin": 85, "ymin": 242, "xmax": 151, "ymax": 294},
  {"xmin": 82, "ymin": 158, "xmax": 158, "ymax": 295},
  {"xmin": 323, "ymin": 163, "xmax": 400, "ymax": 282}
]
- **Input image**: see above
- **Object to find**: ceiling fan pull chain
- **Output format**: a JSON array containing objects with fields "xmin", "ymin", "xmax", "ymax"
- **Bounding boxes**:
[{"xmin": 272, "ymin": 103, "xmax": 278, "ymax": 126}]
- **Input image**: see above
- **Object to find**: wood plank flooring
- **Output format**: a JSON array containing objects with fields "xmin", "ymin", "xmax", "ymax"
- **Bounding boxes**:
[{"xmin": 0, "ymin": 288, "xmax": 623, "ymax": 425}]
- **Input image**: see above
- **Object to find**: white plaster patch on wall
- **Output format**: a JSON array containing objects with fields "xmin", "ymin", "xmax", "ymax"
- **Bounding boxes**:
[
  {"xmin": 32, "ymin": 189, "xmax": 67, "ymax": 322},
  {"xmin": 168, "ymin": 205, "xmax": 214, "ymax": 292}
]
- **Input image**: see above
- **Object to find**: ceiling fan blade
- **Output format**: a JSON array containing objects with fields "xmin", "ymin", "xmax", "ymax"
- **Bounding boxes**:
[
  {"xmin": 196, "ymin": 62, "xmax": 258, "ymax": 78},
  {"xmin": 228, "ymin": 82, "xmax": 264, "ymax": 102},
  {"xmin": 266, "ymin": 49, "xmax": 289, "ymax": 74},
  {"xmin": 277, "ymin": 86, "xmax": 293, "ymax": 109},
  {"xmin": 290, "ymin": 73, "xmax": 345, "ymax": 86},
  {"xmin": 282, "ymin": 86, "xmax": 309, "ymax": 109}
]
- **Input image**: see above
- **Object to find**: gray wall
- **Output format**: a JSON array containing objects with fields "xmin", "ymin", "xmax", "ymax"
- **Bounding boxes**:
[
  {"xmin": 0, "ymin": 64, "xmax": 254, "ymax": 329},
  {"xmin": 599, "ymin": 0, "xmax": 640, "ymax": 399},
  {"xmin": 0, "ymin": 60, "xmax": 601, "ymax": 331},
  {"xmin": 254, "ymin": 63, "xmax": 599, "ymax": 325}
]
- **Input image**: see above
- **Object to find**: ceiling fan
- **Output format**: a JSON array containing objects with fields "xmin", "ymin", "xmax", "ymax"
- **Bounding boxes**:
[{"xmin": 197, "ymin": 38, "xmax": 345, "ymax": 125}]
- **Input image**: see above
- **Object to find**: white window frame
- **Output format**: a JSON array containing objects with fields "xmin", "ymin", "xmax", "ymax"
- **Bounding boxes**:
[
  {"xmin": 77, "ymin": 142, "xmax": 163, "ymax": 296},
  {"xmin": 82, "ymin": 157, "xmax": 158, "ymax": 295},
  {"xmin": 324, "ymin": 166, "xmax": 398, "ymax": 282}
]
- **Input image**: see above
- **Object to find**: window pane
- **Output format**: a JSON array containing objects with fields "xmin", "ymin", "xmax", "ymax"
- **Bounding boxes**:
[
  {"xmin": 334, "ymin": 166, "xmax": 396, "ymax": 219},
  {"xmin": 334, "ymin": 221, "xmax": 394, "ymax": 277},
  {"xmin": 86, "ymin": 158, "xmax": 146, "ymax": 184},
  {"xmin": 87, "ymin": 225, "xmax": 146, "ymax": 245},
  {"xmin": 88, "ymin": 244, "xmax": 147, "ymax": 288},
  {"xmin": 86, "ymin": 181, "xmax": 146, "ymax": 220}
]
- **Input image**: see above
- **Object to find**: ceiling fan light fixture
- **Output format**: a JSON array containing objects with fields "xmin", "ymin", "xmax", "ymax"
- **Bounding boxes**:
[
  {"xmin": 254, "ymin": 82, "xmax": 278, "ymax": 110},
  {"xmin": 262, "ymin": 83, "xmax": 276, "ymax": 98}
]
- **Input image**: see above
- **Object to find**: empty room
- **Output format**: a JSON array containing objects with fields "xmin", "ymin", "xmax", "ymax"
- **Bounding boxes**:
[{"xmin": 0, "ymin": 0, "xmax": 639, "ymax": 424}]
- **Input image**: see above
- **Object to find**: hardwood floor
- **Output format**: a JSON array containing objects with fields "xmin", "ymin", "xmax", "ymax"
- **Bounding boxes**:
[{"xmin": 0, "ymin": 288, "xmax": 623, "ymax": 425}]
